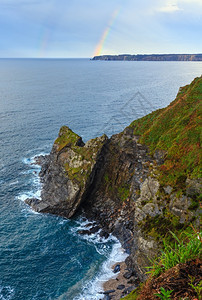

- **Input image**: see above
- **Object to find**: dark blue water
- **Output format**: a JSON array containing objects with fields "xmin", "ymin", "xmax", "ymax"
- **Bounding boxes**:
[{"xmin": 0, "ymin": 59, "xmax": 201, "ymax": 300}]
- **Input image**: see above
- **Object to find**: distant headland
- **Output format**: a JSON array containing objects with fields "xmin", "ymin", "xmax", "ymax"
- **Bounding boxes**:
[{"xmin": 92, "ymin": 53, "xmax": 202, "ymax": 61}]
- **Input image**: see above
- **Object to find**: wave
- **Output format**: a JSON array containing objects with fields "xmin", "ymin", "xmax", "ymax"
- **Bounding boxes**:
[
  {"xmin": 73, "ymin": 240, "xmax": 127, "ymax": 300},
  {"xmin": 66, "ymin": 217, "xmax": 128, "ymax": 300},
  {"xmin": 17, "ymin": 152, "xmax": 48, "ymax": 213},
  {"xmin": 17, "ymin": 154, "xmax": 128, "ymax": 300},
  {"xmin": 0, "ymin": 283, "xmax": 15, "ymax": 300}
]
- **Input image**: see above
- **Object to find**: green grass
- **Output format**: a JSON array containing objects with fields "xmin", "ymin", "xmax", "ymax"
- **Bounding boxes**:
[
  {"xmin": 154, "ymin": 287, "xmax": 173, "ymax": 299},
  {"xmin": 146, "ymin": 228, "xmax": 202, "ymax": 277},
  {"xmin": 189, "ymin": 277, "xmax": 202, "ymax": 300},
  {"xmin": 54, "ymin": 126, "xmax": 81, "ymax": 151},
  {"xmin": 129, "ymin": 76, "xmax": 202, "ymax": 188},
  {"xmin": 122, "ymin": 286, "xmax": 142, "ymax": 300},
  {"xmin": 123, "ymin": 228, "xmax": 201, "ymax": 299},
  {"xmin": 117, "ymin": 185, "xmax": 130, "ymax": 201}
]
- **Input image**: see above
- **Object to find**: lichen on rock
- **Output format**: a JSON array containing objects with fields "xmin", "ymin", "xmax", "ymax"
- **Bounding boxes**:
[{"xmin": 26, "ymin": 126, "xmax": 108, "ymax": 218}]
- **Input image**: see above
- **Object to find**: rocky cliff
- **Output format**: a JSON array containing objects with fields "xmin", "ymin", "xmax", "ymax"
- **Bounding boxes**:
[
  {"xmin": 26, "ymin": 76, "xmax": 201, "ymax": 288},
  {"xmin": 92, "ymin": 54, "xmax": 202, "ymax": 61},
  {"xmin": 26, "ymin": 126, "xmax": 108, "ymax": 218}
]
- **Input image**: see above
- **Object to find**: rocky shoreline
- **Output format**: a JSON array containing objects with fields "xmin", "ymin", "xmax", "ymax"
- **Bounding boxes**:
[
  {"xmin": 102, "ymin": 261, "xmax": 139, "ymax": 300},
  {"xmin": 25, "ymin": 77, "xmax": 201, "ymax": 299}
]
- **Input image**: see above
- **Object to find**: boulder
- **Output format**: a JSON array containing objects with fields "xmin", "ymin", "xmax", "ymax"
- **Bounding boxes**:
[{"xmin": 113, "ymin": 264, "xmax": 121, "ymax": 273}]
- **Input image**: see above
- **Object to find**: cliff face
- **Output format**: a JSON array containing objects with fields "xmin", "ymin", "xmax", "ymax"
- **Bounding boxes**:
[{"xmin": 26, "ymin": 76, "xmax": 201, "ymax": 281}]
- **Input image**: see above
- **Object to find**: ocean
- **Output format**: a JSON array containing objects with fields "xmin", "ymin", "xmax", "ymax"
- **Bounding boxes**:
[{"xmin": 0, "ymin": 58, "xmax": 201, "ymax": 300}]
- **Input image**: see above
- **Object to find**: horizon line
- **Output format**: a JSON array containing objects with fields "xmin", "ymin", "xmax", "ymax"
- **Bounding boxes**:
[{"xmin": 0, "ymin": 53, "xmax": 202, "ymax": 59}]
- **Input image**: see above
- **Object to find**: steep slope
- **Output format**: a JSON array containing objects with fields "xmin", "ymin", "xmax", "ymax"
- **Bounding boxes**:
[
  {"xmin": 129, "ymin": 75, "xmax": 201, "ymax": 187},
  {"xmin": 26, "ymin": 77, "xmax": 201, "ymax": 295}
]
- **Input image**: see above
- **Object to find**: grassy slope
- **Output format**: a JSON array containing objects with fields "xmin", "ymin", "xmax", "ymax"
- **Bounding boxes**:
[
  {"xmin": 124, "ymin": 77, "xmax": 202, "ymax": 299},
  {"xmin": 129, "ymin": 76, "xmax": 202, "ymax": 187}
]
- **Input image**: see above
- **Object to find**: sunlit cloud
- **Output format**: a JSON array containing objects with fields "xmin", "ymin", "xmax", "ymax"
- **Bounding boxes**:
[
  {"xmin": 156, "ymin": 0, "xmax": 202, "ymax": 13},
  {"xmin": 157, "ymin": 1, "xmax": 182, "ymax": 13}
]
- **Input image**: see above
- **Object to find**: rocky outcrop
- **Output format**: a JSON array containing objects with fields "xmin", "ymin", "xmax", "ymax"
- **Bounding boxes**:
[
  {"xmin": 26, "ymin": 77, "xmax": 202, "ymax": 284},
  {"xmin": 26, "ymin": 126, "xmax": 108, "ymax": 218}
]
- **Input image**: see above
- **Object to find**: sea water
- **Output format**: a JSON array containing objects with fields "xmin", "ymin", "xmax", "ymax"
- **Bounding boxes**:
[{"xmin": 0, "ymin": 58, "xmax": 201, "ymax": 300}]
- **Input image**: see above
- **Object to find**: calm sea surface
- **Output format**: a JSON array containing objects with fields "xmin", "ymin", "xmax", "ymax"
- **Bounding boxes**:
[{"xmin": 0, "ymin": 59, "xmax": 201, "ymax": 300}]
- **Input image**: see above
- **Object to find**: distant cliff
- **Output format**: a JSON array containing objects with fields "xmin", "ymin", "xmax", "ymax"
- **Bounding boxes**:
[{"xmin": 92, "ymin": 54, "xmax": 202, "ymax": 61}]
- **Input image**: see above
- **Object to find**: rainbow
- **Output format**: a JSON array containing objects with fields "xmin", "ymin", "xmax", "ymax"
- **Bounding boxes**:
[
  {"xmin": 93, "ymin": 8, "xmax": 120, "ymax": 57},
  {"xmin": 38, "ymin": 28, "xmax": 51, "ymax": 58}
]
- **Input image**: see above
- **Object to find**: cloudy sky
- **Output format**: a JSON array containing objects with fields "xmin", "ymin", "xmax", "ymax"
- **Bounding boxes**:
[{"xmin": 0, "ymin": 0, "xmax": 201, "ymax": 58}]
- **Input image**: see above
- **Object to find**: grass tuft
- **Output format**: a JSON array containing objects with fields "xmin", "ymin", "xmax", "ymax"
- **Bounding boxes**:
[{"xmin": 147, "ymin": 228, "xmax": 202, "ymax": 277}]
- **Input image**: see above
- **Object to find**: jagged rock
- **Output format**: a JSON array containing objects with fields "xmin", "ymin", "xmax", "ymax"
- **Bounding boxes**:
[
  {"xmin": 25, "ymin": 197, "xmax": 49, "ymax": 212},
  {"xmin": 134, "ymin": 177, "xmax": 162, "ymax": 223},
  {"xmin": 26, "ymin": 126, "xmax": 108, "ymax": 218}
]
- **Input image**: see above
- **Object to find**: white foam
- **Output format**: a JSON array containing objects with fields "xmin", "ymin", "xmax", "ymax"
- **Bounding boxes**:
[
  {"xmin": 59, "ymin": 219, "xmax": 69, "ymax": 225},
  {"xmin": 74, "ymin": 239, "xmax": 128, "ymax": 300},
  {"xmin": 70, "ymin": 218, "xmax": 107, "ymax": 247},
  {"xmin": 18, "ymin": 152, "xmax": 49, "ymax": 210},
  {"xmin": 70, "ymin": 217, "xmax": 128, "ymax": 300},
  {"xmin": 22, "ymin": 152, "xmax": 48, "ymax": 166},
  {"xmin": 0, "ymin": 284, "xmax": 15, "ymax": 300},
  {"xmin": 18, "ymin": 188, "xmax": 41, "ymax": 202}
]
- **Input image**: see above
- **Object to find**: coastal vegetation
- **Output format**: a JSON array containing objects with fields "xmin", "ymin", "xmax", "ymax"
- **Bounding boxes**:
[
  {"xmin": 123, "ymin": 228, "xmax": 201, "ymax": 299},
  {"xmin": 123, "ymin": 77, "xmax": 202, "ymax": 299},
  {"xmin": 26, "ymin": 76, "xmax": 201, "ymax": 299},
  {"xmin": 129, "ymin": 76, "xmax": 201, "ymax": 188}
]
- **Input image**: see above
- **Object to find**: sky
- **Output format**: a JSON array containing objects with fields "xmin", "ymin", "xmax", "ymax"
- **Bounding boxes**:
[{"xmin": 0, "ymin": 0, "xmax": 201, "ymax": 58}]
